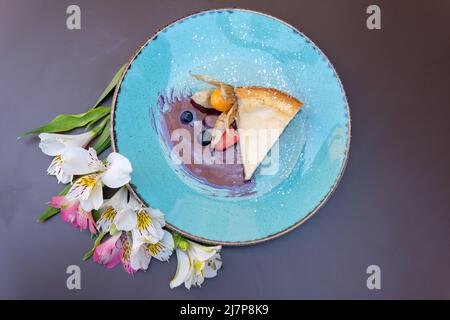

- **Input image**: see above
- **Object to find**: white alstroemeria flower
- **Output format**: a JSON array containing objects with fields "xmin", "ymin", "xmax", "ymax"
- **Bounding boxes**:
[
  {"xmin": 121, "ymin": 230, "xmax": 174, "ymax": 274},
  {"xmin": 60, "ymin": 147, "xmax": 105, "ymax": 175},
  {"xmin": 133, "ymin": 231, "xmax": 174, "ymax": 273},
  {"xmin": 39, "ymin": 131, "xmax": 96, "ymax": 184},
  {"xmin": 96, "ymin": 188, "xmax": 136, "ymax": 233},
  {"xmin": 170, "ymin": 238, "xmax": 222, "ymax": 290},
  {"xmin": 145, "ymin": 230, "xmax": 175, "ymax": 262},
  {"xmin": 39, "ymin": 132, "xmax": 95, "ymax": 156},
  {"xmin": 118, "ymin": 196, "xmax": 166, "ymax": 248},
  {"xmin": 64, "ymin": 147, "xmax": 132, "ymax": 211}
]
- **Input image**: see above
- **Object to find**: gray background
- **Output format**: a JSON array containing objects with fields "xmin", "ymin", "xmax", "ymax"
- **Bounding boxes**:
[{"xmin": 1, "ymin": 0, "xmax": 449, "ymax": 299}]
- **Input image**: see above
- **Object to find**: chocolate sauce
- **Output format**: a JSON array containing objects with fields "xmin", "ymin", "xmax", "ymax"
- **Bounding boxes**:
[{"xmin": 158, "ymin": 94, "xmax": 254, "ymax": 194}]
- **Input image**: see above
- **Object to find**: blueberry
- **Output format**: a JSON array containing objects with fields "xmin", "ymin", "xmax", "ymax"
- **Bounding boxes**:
[
  {"xmin": 200, "ymin": 129, "xmax": 212, "ymax": 146},
  {"xmin": 231, "ymin": 120, "xmax": 237, "ymax": 130},
  {"xmin": 180, "ymin": 110, "xmax": 194, "ymax": 124}
]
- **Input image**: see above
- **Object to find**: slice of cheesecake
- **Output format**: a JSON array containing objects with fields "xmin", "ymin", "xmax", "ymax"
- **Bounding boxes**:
[
  {"xmin": 235, "ymin": 87, "xmax": 303, "ymax": 180},
  {"xmin": 191, "ymin": 74, "xmax": 303, "ymax": 180}
]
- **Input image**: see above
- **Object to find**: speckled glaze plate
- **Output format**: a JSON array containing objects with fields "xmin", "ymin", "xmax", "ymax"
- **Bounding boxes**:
[{"xmin": 111, "ymin": 8, "xmax": 351, "ymax": 245}]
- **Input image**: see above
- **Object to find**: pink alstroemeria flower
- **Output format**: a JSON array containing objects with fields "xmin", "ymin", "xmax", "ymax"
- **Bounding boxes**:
[
  {"xmin": 93, "ymin": 233, "xmax": 123, "ymax": 269},
  {"xmin": 49, "ymin": 196, "xmax": 97, "ymax": 234},
  {"xmin": 92, "ymin": 232, "xmax": 149, "ymax": 275},
  {"xmin": 120, "ymin": 234, "xmax": 136, "ymax": 275}
]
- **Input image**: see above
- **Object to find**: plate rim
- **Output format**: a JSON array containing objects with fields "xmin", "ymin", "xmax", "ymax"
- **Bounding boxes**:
[{"xmin": 110, "ymin": 7, "xmax": 352, "ymax": 246}]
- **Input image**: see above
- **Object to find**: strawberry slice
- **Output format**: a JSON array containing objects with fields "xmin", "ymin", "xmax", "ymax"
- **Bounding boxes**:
[{"xmin": 214, "ymin": 128, "xmax": 239, "ymax": 151}]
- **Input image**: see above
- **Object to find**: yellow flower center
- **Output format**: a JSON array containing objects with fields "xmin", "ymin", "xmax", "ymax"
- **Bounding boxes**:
[
  {"xmin": 54, "ymin": 155, "xmax": 63, "ymax": 164},
  {"xmin": 136, "ymin": 210, "xmax": 152, "ymax": 233},
  {"xmin": 194, "ymin": 260, "xmax": 205, "ymax": 273},
  {"xmin": 147, "ymin": 242, "xmax": 161, "ymax": 256},
  {"xmin": 101, "ymin": 207, "xmax": 117, "ymax": 222},
  {"xmin": 77, "ymin": 176, "xmax": 98, "ymax": 188},
  {"xmin": 122, "ymin": 237, "xmax": 131, "ymax": 263}
]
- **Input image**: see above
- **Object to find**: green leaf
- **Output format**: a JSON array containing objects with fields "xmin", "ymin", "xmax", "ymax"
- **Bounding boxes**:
[
  {"xmin": 20, "ymin": 106, "xmax": 111, "ymax": 138},
  {"xmin": 91, "ymin": 114, "xmax": 109, "ymax": 137},
  {"xmin": 83, "ymin": 232, "xmax": 107, "ymax": 261},
  {"xmin": 92, "ymin": 209, "xmax": 101, "ymax": 221},
  {"xmin": 85, "ymin": 117, "xmax": 101, "ymax": 130},
  {"xmin": 37, "ymin": 184, "xmax": 72, "ymax": 222},
  {"xmin": 92, "ymin": 63, "xmax": 127, "ymax": 109},
  {"xmin": 92, "ymin": 116, "xmax": 111, "ymax": 155}
]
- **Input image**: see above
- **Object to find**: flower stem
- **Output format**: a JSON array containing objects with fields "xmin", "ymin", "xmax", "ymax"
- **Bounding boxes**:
[
  {"xmin": 92, "ymin": 115, "xmax": 112, "ymax": 155},
  {"xmin": 83, "ymin": 231, "xmax": 107, "ymax": 261}
]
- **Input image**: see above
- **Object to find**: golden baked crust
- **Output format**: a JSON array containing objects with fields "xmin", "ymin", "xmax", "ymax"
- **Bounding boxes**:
[{"xmin": 235, "ymin": 86, "xmax": 303, "ymax": 117}]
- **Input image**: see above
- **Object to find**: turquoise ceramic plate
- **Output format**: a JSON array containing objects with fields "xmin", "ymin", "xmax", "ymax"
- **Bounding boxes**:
[{"xmin": 111, "ymin": 8, "xmax": 351, "ymax": 245}]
